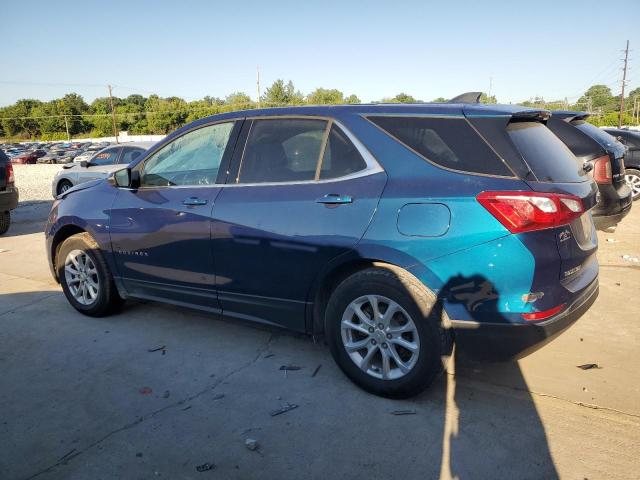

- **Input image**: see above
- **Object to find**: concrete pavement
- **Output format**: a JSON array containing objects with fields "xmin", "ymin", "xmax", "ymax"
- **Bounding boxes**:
[{"xmin": 0, "ymin": 201, "xmax": 639, "ymax": 479}]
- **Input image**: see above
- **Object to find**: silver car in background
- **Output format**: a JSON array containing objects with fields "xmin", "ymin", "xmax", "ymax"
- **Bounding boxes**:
[{"xmin": 52, "ymin": 142, "xmax": 154, "ymax": 197}]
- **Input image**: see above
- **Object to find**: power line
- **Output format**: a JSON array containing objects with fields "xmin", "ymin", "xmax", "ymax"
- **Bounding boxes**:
[{"xmin": 619, "ymin": 40, "xmax": 630, "ymax": 128}]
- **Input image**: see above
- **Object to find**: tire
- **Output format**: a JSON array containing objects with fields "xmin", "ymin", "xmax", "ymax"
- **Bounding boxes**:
[
  {"xmin": 0, "ymin": 211, "xmax": 10, "ymax": 235},
  {"xmin": 325, "ymin": 266, "xmax": 450, "ymax": 398},
  {"xmin": 625, "ymin": 168, "xmax": 640, "ymax": 201},
  {"xmin": 56, "ymin": 232, "xmax": 124, "ymax": 317},
  {"xmin": 56, "ymin": 179, "xmax": 73, "ymax": 196}
]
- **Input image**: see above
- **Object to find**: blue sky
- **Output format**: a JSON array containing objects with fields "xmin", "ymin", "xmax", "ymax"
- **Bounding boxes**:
[{"xmin": 3, "ymin": 0, "xmax": 639, "ymax": 106}]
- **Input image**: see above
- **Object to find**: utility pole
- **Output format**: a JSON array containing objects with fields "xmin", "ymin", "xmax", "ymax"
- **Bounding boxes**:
[
  {"xmin": 488, "ymin": 76, "xmax": 492, "ymax": 103},
  {"xmin": 256, "ymin": 66, "xmax": 261, "ymax": 107},
  {"xmin": 108, "ymin": 84, "xmax": 119, "ymax": 143},
  {"xmin": 619, "ymin": 40, "xmax": 630, "ymax": 128},
  {"xmin": 64, "ymin": 115, "xmax": 70, "ymax": 141}
]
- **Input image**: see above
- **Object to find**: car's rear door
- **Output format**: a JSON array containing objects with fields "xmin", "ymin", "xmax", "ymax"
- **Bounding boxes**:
[
  {"xmin": 109, "ymin": 120, "xmax": 241, "ymax": 310},
  {"xmin": 211, "ymin": 117, "xmax": 387, "ymax": 331}
]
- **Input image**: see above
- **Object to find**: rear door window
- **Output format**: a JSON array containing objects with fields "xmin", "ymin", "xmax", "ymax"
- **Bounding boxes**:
[
  {"xmin": 319, "ymin": 125, "xmax": 367, "ymax": 180},
  {"xmin": 572, "ymin": 121, "xmax": 617, "ymax": 148},
  {"xmin": 508, "ymin": 122, "xmax": 587, "ymax": 183},
  {"xmin": 368, "ymin": 116, "xmax": 513, "ymax": 176},
  {"xmin": 237, "ymin": 119, "xmax": 327, "ymax": 183},
  {"xmin": 119, "ymin": 147, "xmax": 144, "ymax": 165}
]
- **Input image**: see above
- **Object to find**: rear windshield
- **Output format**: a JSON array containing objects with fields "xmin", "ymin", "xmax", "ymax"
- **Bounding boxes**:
[
  {"xmin": 572, "ymin": 120, "xmax": 617, "ymax": 148},
  {"xmin": 507, "ymin": 121, "xmax": 587, "ymax": 183},
  {"xmin": 368, "ymin": 116, "xmax": 513, "ymax": 176}
]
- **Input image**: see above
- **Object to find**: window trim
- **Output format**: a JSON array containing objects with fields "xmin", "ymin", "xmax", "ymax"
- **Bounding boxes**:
[
  {"xmin": 228, "ymin": 115, "xmax": 382, "ymax": 187},
  {"xmin": 363, "ymin": 114, "xmax": 517, "ymax": 179}
]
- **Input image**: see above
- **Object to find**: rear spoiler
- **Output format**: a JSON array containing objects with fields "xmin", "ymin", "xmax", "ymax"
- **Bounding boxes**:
[
  {"xmin": 549, "ymin": 111, "xmax": 591, "ymax": 123},
  {"xmin": 448, "ymin": 92, "xmax": 482, "ymax": 104}
]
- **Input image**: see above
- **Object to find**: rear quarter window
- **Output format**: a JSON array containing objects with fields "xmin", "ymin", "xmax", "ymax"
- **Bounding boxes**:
[
  {"xmin": 368, "ymin": 116, "xmax": 513, "ymax": 176},
  {"xmin": 507, "ymin": 122, "xmax": 587, "ymax": 183}
]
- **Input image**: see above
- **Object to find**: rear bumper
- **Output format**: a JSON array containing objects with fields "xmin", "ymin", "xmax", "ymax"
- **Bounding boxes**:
[
  {"xmin": 0, "ymin": 187, "xmax": 19, "ymax": 211},
  {"xmin": 592, "ymin": 182, "xmax": 632, "ymax": 229},
  {"xmin": 451, "ymin": 276, "xmax": 599, "ymax": 361},
  {"xmin": 593, "ymin": 202, "xmax": 632, "ymax": 229}
]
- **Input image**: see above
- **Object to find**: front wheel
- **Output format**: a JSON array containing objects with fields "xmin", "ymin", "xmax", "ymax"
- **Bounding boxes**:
[
  {"xmin": 57, "ymin": 179, "xmax": 73, "ymax": 196},
  {"xmin": 57, "ymin": 232, "xmax": 124, "ymax": 316},
  {"xmin": 625, "ymin": 168, "xmax": 640, "ymax": 200},
  {"xmin": 325, "ymin": 266, "xmax": 450, "ymax": 398}
]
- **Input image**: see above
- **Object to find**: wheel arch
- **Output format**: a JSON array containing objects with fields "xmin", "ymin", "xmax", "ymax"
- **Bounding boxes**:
[
  {"xmin": 50, "ymin": 224, "xmax": 88, "ymax": 282},
  {"xmin": 309, "ymin": 257, "xmax": 435, "ymax": 336}
]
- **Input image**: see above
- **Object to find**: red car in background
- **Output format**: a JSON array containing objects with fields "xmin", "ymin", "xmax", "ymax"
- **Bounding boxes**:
[{"xmin": 11, "ymin": 150, "xmax": 46, "ymax": 165}]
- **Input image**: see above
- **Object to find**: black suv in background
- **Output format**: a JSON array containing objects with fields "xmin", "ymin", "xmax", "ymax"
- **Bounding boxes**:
[
  {"xmin": 547, "ymin": 111, "xmax": 632, "ymax": 229},
  {"xmin": 0, "ymin": 149, "xmax": 19, "ymax": 234},
  {"xmin": 603, "ymin": 127, "xmax": 640, "ymax": 200}
]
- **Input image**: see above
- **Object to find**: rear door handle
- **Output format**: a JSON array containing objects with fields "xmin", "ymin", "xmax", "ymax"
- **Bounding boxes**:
[
  {"xmin": 315, "ymin": 194, "xmax": 353, "ymax": 205},
  {"xmin": 182, "ymin": 197, "xmax": 208, "ymax": 206}
]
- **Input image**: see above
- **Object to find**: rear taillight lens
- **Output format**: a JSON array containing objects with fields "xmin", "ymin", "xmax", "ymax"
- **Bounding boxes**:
[
  {"xmin": 592, "ymin": 155, "xmax": 612, "ymax": 184},
  {"xmin": 522, "ymin": 303, "xmax": 566, "ymax": 322},
  {"xmin": 6, "ymin": 163, "xmax": 15, "ymax": 184},
  {"xmin": 477, "ymin": 191, "xmax": 584, "ymax": 233}
]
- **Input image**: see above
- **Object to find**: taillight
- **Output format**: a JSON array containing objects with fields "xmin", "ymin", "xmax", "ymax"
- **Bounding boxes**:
[
  {"xmin": 592, "ymin": 155, "xmax": 612, "ymax": 184},
  {"xmin": 477, "ymin": 191, "xmax": 584, "ymax": 233},
  {"xmin": 6, "ymin": 163, "xmax": 14, "ymax": 185},
  {"xmin": 522, "ymin": 303, "xmax": 566, "ymax": 322}
]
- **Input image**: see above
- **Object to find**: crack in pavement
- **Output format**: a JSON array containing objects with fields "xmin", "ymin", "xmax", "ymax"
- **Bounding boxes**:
[
  {"xmin": 448, "ymin": 371, "xmax": 640, "ymax": 420},
  {"xmin": 23, "ymin": 332, "xmax": 276, "ymax": 480}
]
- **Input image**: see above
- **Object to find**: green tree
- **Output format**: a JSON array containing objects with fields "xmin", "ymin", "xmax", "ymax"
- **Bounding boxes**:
[
  {"xmin": 262, "ymin": 79, "xmax": 304, "ymax": 106},
  {"xmin": 345, "ymin": 94, "xmax": 361, "ymax": 104},
  {"xmin": 225, "ymin": 92, "xmax": 253, "ymax": 106},
  {"xmin": 382, "ymin": 93, "xmax": 419, "ymax": 103},
  {"xmin": 307, "ymin": 88, "xmax": 345, "ymax": 105},
  {"xmin": 577, "ymin": 85, "xmax": 615, "ymax": 112},
  {"xmin": 479, "ymin": 92, "xmax": 497, "ymax": 104}
]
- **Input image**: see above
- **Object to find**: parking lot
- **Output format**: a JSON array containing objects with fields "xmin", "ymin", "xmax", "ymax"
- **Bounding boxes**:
[{"xmin": 1, "ymin": 170, "xmax": 639, "ymax": 480}]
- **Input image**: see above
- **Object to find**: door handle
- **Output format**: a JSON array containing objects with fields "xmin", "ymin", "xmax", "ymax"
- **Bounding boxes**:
[
  {"xmin": 315, "ymin": 194, "xmax": 353, "ymax": 204},
  {"xmin": 182, "ymin": 197, "xmax": 208, "ymax": 206}
]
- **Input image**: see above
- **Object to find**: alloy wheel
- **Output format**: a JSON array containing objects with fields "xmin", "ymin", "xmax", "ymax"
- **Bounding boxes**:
[
  {"xmin": 341, "ymin": 295, "xmax": 420, "ymax": 380},
  {"xmin": 625, "ymin": 172, "xmax": 640, "ymax": 199},
  {"xmin": 64, "ymin": 249, "xmax": 100, "ymax": 305}
]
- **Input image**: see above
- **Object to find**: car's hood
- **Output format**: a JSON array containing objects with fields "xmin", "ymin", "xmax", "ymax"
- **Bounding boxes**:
[{"xmin": 57, "ymin": 179, "xmax": 103, "ymax": 199}]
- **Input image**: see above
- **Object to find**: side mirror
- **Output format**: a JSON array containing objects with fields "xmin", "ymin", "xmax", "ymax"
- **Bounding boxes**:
[
  {"xmin": 80, "ymin": 160, "xmax": 88, "ymax": 168},
  {"xmin": 110, "ymin": 168, "xmax": 140, "ymax": 189}
]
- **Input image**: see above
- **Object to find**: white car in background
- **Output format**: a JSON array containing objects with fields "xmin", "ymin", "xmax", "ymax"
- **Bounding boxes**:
[
  {"xmin": 72, "ymin": 150, "xmax": 97, "ymax": 164},
  {"xmin": 52, "ymin": 142, "xmax": 154, "ymax": 197}
]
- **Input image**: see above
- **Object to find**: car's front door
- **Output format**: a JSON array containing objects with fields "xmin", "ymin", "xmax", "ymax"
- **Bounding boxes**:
[
  {"xmin": 109, "ymin": 120, "xmax": 241, "ymax": 310},
  {"xmin": 212, "ymin": 117, "xmax": 387, "ymax": 331}
]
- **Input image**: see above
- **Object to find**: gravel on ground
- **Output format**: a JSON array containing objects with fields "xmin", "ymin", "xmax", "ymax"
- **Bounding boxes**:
[{"xmin": 12, "ymin": 164, "xmax": 62, "ymax": 203}]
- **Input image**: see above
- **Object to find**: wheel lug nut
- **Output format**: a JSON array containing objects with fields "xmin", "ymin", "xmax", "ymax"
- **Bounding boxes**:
[
  {"xmin": 386, "ymin": 333, "xmax": 392, "ymax": 339},
  {"xmin": 368, "ymin": 327, "xmax": 374, "ymax": 333},
  {"xmin": 371, "ymin": 339, "xmax": 377, "ymax": 345},
  {"xmin": 377, "ymin": 323, "xmax": 384, "ymax": 330},
  {"xmin": 382, "ymin": 343, "xmax": 388, "ymax": 349}
]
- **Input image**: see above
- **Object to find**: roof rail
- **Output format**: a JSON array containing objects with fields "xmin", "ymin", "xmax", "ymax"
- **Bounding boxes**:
[{"xmin": 448, "ymin": 92, "xmax": 483, "ymax": 104}]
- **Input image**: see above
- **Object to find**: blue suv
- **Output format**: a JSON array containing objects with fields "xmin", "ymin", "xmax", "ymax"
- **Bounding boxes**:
[{"xmin": 45, "ymin": 95, "xmax": 600, "ymax": 397}]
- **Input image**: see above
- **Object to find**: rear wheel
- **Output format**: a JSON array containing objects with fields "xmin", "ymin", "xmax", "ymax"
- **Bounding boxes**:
[
  {"xmin": 0, "ymin": 211, "xmax": 10, "ymax": 235},
  {"xmin": 57, "ymin": 233, "xmax": 124, "ymax": 316},
  {"xmin": 57, "ymin": 180, "xmax": 73, "ymax": 195},
  {"xmin": 625, "ymin": 168, "xmax": 640, "ymax": 200},
  {"xmin": 325, "ymin": 266, "xmax": 449, "ymax": 398}
]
